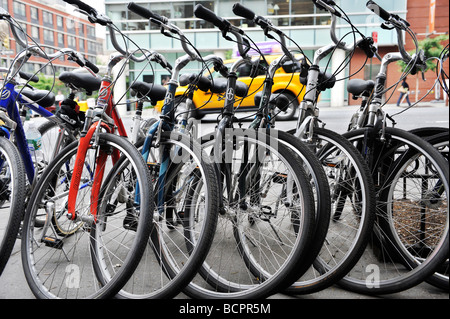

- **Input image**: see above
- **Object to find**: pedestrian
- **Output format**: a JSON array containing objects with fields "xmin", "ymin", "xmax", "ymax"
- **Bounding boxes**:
[
  {"xmin": 161, "ymin": 75, "xmax": 170, "ymax": 85},
  {"xmin": 396, "ymin": 78, "xmax": 411, "ymax": 107}
]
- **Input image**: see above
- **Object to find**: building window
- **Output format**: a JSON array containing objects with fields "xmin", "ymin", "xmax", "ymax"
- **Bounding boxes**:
[
  {"xmin": 79, "ymin": 39, "xmax": 84, "ymax": 51},
  {"xmin": 79, "ymin": 24, "xmax": 85, "ymax": 37},
  {"xmin": 43, "ymin": 29, "xmax": 54, "ymax": 44},
  {"xmin": 57, "ymin": 33, "xmax": 64, "ymax": 46},
  {"xmin": 68, "ymin": 36, "xmax": 76, "ymax": 49},
  {"xmin": 43, "ymin": 11, "xmax": 53, "ymax": 26},
  {"xmin": 56, "ymin": 16, "xmax": 64, "ymax": 28},
  {"xmin": 86, "ymin": 26, "xmax": 95, "ymax": 38},
  {"xmin": 30, "ymin": 7, "xmax": 39, "ymax": 22},
  {"xmin": 13, "ymin": 1, "xmax": 26, "ymax": 17},
  {"xmin": 87, "ymin": 41, "xmax": 96, "ymax": 54},
  {"xmin": 31, "ymin": 26, "xmax": 40, "ymax": 41}
]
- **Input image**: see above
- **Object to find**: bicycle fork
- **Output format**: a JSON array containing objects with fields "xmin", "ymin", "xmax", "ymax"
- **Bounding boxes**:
[{"xmin": 67, "ymin": 121, "xmax": 116, "ymax": 223}]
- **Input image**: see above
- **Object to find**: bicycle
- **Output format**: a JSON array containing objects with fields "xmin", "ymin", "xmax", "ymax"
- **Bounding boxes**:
[
  {"xmin": 21, "ymin": 0, "xmax": 221, "ymax": 299},
  {"xmin": 0, "ymin": 7, "xmax": 99, "ymax": 276},
  {"xmin": 339, "ymin": 1, "xmax": 449, "ymax": 294},
  {"xmin": 129, "ymin": 2, "xmax": 321, "ymax": 298},
  {"xmin": 20, "ymin": 2, "xmax": 157, "ymax": 298},
  {"xmin": 135, "ymin": 3, "xmax": 316, "ymax": 299},
  {"xmin": 229, "ymin": 0, "xmax": 378, "ymax": 294}
]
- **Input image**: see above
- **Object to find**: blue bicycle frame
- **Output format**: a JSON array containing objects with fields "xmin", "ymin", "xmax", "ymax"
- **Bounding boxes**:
[
  {"xmin": 1, "ymin": 81, "xmax": 57, "ymax": 183},
  {"xmin": 139, "ymin": 82, "xmax": 177, "ymax": 215}
]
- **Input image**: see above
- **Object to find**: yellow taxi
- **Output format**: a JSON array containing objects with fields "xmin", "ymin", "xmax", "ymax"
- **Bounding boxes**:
[{"xmin": 155, "ymin": 54, "xmax": 306, "ymax": 120}]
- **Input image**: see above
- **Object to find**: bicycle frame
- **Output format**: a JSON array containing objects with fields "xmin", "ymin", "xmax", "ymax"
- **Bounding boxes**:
[
  {"xmin": 0, "ymin": 81, "xmax": 66, "ymax": 183},
  {"xmin": 248, "ymin": 55, "xmax": 294, "ymax": 130},
  {"xmin": 66, "ymin": 76, "xmax": 127, "ymax": 221},
  {"xmin": 293, "ymin": 14, "xmax": 363, "ymax": 141},
  {"xmin": 351, "ymin": 43, "xmax": 412, "ymax": 132}
]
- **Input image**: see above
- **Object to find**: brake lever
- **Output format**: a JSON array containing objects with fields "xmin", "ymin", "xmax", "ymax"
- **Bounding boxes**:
[{"xmin": 381, "ymin": 21, "xmax": 395, "ymax": 30}]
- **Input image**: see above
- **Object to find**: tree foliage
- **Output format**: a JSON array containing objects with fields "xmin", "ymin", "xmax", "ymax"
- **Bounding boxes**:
[
  {"xmin": 31, "ymin": 74, "xmax": 68, "ymax": 95},
  {"xmin": 398, "ymin": 35, "xmax": 449, "ymax": 73}
]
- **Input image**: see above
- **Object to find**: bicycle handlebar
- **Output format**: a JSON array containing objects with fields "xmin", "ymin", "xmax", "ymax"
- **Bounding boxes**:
[
  {"xmin": 127, "ymin": 2, "xmax": 168, "ymax": 24},
  {"xmin": 232, "ymin": 3, "xmax": 297, "ymax": 64},
  {"xmin": 62, "ymin": 0, "xmax": 171, "ymax": 71},
  {"xmin": 232, "ymin": 3, "xmax": 255, "ymax": 21},
  {"xmin": 193, "ymin": 4, "xmax": 231, "ymax": 32},
  {"xmin": 313, "ymin": 0, "xmax": 342, "ymax": 17},
  {"xmin": 366, "ymin": 1, "xmax": 392, "ymax": 22},
  {"xmin": 194, "ymin": 4, "xmax": 250, "ymax": 60},
  {"xmin": 127, "ymin": 2, "xmax": 200, "ymax": 63},
  {"xmin": 61, "ymin": 0, "xmax": 96, "ymax": 16},
  {"xmin": 365, "ymin": 1, "xmax": 415, "ymax": 65}
]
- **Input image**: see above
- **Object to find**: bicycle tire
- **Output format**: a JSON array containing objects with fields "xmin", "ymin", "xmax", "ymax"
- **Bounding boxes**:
[
  {"xmin": 110, "ymin": 131, "xmax": 220, "ymax": 299},
  {"xmin": 21, "ymin": 134, "xmax": 154, "ymax": 299},
  {"xmin": 34, "ymin": 120, "xmax": 78, "ymax": 232},
  {"xmin": 182, "ymin": 128, "xmax": 316, "ymax": 298},
  {"xmin": 284, "ymin": 127, "xmax": 376, "ymax": 294},
  {"xmin": 341, "ymin": 127, "xmax": 449, "ymax": 295},
  {"xmin": 0, "ymin": 137, "xmax": 26, "ymax": 276},
  {"xmin": 264, "ymin": 129, "xmax": 332, "ymax": 293},
  {"xmin": 33, "ymin": 121, "xmax": 76, "ymax": 182},
  {"xmin": 411, "ymin": 131, "xmax": 449, "ymax": 291}
]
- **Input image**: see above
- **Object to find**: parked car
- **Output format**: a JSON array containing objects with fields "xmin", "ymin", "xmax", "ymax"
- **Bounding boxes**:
[{"xmin": 155, "ymin": 54, "xmax": 306, "ymax": 120}]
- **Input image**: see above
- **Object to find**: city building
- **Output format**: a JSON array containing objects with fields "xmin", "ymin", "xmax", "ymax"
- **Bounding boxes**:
[
  {"xmin": 1, "ymin": 0, "xmax": 102, "ymax": 75},
  {"xmin": 104, "ymin": 0, "xmax": 448, "ymax": 107}
]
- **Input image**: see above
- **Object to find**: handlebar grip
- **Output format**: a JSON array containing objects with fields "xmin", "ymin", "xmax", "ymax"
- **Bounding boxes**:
[
  {"xmin": 85, "ymin": 59, "xmax": 99, "ymax": 74},
  {"xmin": 366, "ymin": 1, "xmax": 391, "ymax": 21},
  {"xmin": 127, "ymin": 2, "xmax": 165, "ymax": 23},
  {"xmin": 63, "ymin": 0, "xmax": 96, "ymax": 14},
  {"xmin": 232, "ymin": 3, "xmax": 255, "ymax": 20},
  {"xmin": 194, "ymin": 4, "xmax": 229, "ymax": 31},
  {"xmin": 312, "ymin": 0, "xmax": 341, "ymax": 17}
]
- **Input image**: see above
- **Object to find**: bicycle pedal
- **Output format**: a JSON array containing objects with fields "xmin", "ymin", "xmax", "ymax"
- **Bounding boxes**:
[
  {"xmin": 42, "ymin": 236, "xmax": 64, "ymax": 249},
  {"xmin": 123, "ymin": 215, "xmax": 138, "ymax": 231},
  {"xmin": 261, "ymin": 205, "xmax": 273, "ymax": 216}
]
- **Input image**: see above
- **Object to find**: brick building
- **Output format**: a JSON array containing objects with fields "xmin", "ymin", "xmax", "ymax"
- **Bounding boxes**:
[
  {"xmin": 0, "ymin": 0, "xmax": 102, "ymax": 74},
  {"xmin": 349, "ymin": 0, "xmax": 449, "ymax": 105}
]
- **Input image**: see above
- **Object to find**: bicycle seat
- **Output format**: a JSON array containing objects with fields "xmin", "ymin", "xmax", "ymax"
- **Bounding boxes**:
[
  {"xmin": 179, "ymin": 73, "xmax": 211, "ymax": 92},
  {"xmin": 210, "ymin": 78, "xmax": 248, "ymax": 97},
  {"xmin": 20, "ymin": 89, "xmax": 55, "ymax": 108},
  {"xmin": 347, "ymin": 79, "xmax": 375, "ymax": 97},
  {"xmin": 254, "ymin": 91, "xmax": 290, "ymax": 112},
  {"xmin": 59, "ymin": 72, "xmax": 101, "ymax": 95},
  {"xmin": 130, "ymin": 81, "xmax": 167, "ymax": 104}
]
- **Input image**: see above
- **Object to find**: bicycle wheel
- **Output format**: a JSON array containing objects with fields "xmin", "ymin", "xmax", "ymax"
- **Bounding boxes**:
[
  {"xmin": 38, "ymin": 120, "xmax": 77, "ymax": 170},
  {"xmin": 341, "ymin": 127, "xmax": 449, "ymax": 294},
  {"xmin": 109, "ymin": 131, "xmax": 220, "ymax": 299},
  {"xmin": 0, "ymin": 137, "xmax": 26, "ymax": 276},
  {"xmin": 284, "ymin": 127, "xmax": 376, "ymax": 294},
  {"xmin": 33, "ymin": 121, "xmax": 78, "ymax": 231},
  {"xmin": 412, "ymin": 131, "xmax": 449, "ymax": 291},
  {"xmin": 182, "ymin": 128, "xmax": 316, "ymax": 299},
  {"xmin": 21, "ymin": 134, "xmax": 154, "ymax": 299}
]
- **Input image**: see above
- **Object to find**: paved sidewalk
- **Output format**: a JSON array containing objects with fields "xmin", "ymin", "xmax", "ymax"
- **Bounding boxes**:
[{"xmin": 0, "ymin": 241, "xmax": 448, "ymax": 299}]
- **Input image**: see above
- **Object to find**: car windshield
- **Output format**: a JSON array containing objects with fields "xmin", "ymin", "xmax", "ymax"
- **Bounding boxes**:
[{"xmin": 208, "ymin": 60, "xmax": 269, "ymax": 79}]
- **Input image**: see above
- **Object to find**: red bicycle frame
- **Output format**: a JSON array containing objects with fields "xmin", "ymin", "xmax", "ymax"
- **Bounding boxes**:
[{"xmin": 67, "ymin": 78, "xmax": 128, "ymax": 221}]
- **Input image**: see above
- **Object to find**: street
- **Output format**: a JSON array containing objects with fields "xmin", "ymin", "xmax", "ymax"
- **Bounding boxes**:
[{"xmin": 0, "ymin": 102, "xmax": 448, "ymax": 300}]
